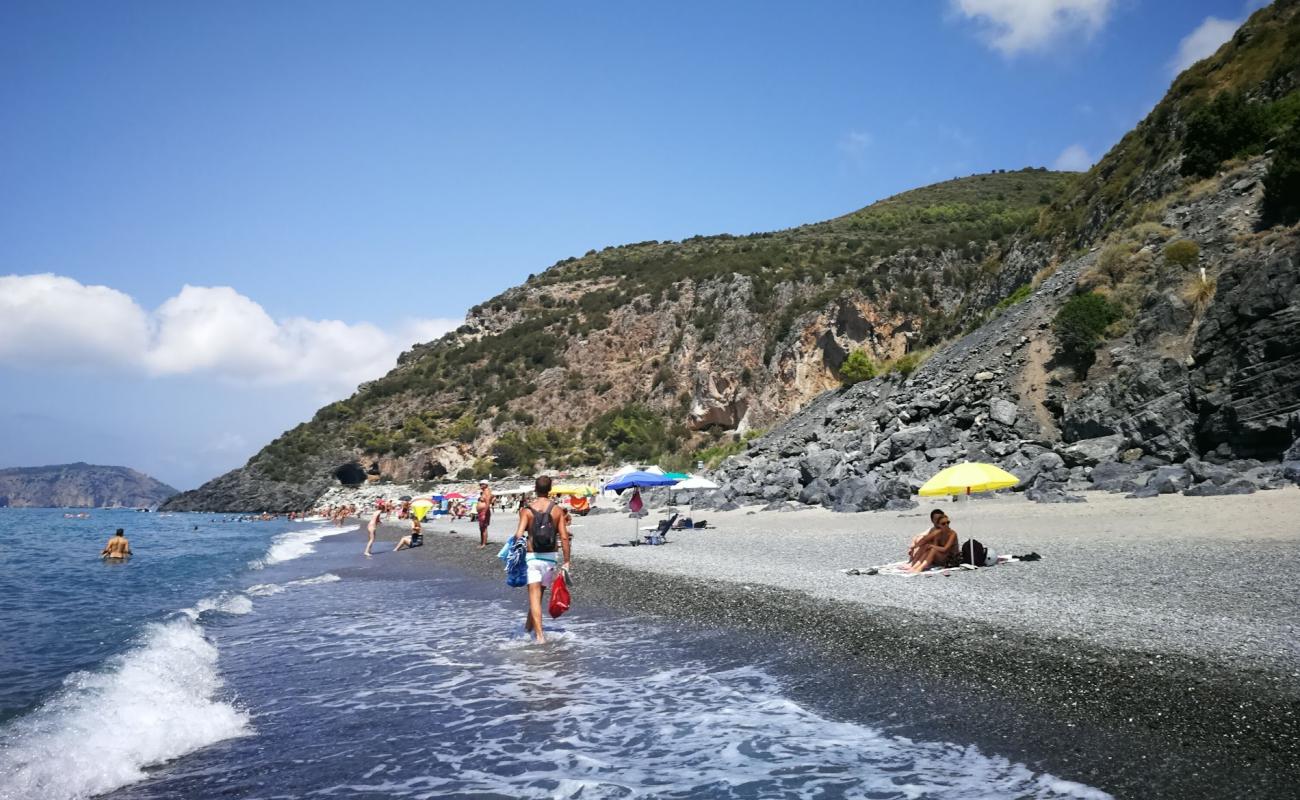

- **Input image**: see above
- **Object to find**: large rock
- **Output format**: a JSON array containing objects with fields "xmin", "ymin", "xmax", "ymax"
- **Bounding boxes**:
[
  {"xmin": 1061, "ymin": 435, "xmax": 1124, "ymax": 467},
  {"xmin": 798, "ymin": 478, "xmax": 831, "ymax": 506},
  {"xmin": 1148, "ymin": 464, "xmax": 1192, "ymax": 494},
  {"xmin": 1089, "ymin": 461, "xmax": 1142, "ymax": 493},
  {"xmin": 989, "ymin": 398, "xmax": 1019, "ymax": 426},
  {"xmin": 798, "ymin": 450, "xmax": 840, "ymax": 485},
  {"xmin": 888, "ymin": 426, "xmax": 932, "ymax": 457},
  {"xmin": 1191, "ymin": 248, "xmax": 1300, "ymax": 459},
  {"xmin": 1184, "ymin": 479, "xmax": 1257, "ymax": 497},
  {"xmin": 827, "ymin": 477, "xmax": 885, "ymax": 513},
  {"xmin": 1060, "ymin": 358, "xmax": 1195, "ymax": 461}
]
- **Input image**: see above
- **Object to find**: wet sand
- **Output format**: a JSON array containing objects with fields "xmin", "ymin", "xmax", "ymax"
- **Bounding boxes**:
[{"xmin": 360, "ymin": 488, "xmax": 1300, "ymax": 799}]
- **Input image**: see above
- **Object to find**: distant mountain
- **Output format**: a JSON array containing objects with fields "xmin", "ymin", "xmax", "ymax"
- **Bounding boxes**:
[{"xmin": 0, "ymin": 463, "xmax": 178, "ymax": 509}]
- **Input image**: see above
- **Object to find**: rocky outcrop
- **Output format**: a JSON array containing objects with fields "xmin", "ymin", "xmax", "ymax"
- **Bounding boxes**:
[
  {"xmin": 0, "ymin": 463, "xmax": 177, "ymax": 508},
  {"xmin": 707, "ymin": 164, "xmax": 1300, "ymax": 512},
  {"xmin": 160, "ymin": 454, "xmax": 348, "ymax": 513},
  {"xmin": 1191, "ymin": 244, "xmax": 1300, "ymax": 459}
]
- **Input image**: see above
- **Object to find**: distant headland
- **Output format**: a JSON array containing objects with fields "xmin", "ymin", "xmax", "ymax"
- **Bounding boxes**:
[{"xmin": 0, "ymin": 463, "xmax": 178, "ymax": 509}]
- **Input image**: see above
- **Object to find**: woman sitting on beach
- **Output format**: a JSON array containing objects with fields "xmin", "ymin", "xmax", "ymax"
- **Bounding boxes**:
[
  {"xmin": 908, "ymin": 511, "xmax": 958, "ymax": 573},
  {"xmin": 395, "ymin": 518, "xmax": 423, "ymax": 551}
]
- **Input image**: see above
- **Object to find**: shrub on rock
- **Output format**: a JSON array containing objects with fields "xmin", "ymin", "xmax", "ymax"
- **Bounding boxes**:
[
  {"xmin": 1053, "ymin": 292, "xmax": 1120, "ymax": 368},
  {"xmin": 839, "ymin": 350, "xmax": 878, "ymax": 386},
  {"xmin": 1163, "ymin": 239, "xmax": 1200, "ymax": 268}
]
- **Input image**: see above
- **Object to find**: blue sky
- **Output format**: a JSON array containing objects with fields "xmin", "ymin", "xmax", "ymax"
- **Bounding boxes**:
[{"xmin": 0, "ymin": 0, "xmax": 1263, "ymax": 489}]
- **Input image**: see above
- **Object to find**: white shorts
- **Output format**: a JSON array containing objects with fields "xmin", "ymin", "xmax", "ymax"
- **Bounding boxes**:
[{"xmin": 526, "ymin": 553, "xmax": 560, "ymax": 587}]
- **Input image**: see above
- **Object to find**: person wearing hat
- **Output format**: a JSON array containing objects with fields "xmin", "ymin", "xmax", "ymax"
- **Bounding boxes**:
[{"xmin": 477, "ymin": 479, "xmax": 494, "ymax": 548}]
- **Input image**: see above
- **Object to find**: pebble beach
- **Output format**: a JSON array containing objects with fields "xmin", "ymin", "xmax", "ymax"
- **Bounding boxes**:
[{"xmin": 363, "ymin": 487, "xmax": 1300, "ymax": 799}]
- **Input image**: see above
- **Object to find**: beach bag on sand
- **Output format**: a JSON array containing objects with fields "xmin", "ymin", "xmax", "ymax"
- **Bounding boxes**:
[
  {"xmin": 505, "ymin": 536, "xmax": 528, "ymax": 587},
  {"xmin": 548, "ymin": 572, "xmax": 571, "ymax": 618},
  {"xmin": 960, "ymin": 538, "xmax": 989, "ymax": 567}
]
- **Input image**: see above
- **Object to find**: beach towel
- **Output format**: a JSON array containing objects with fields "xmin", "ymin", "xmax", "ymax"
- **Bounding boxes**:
[
  {"xmin": 842, "ymin": 555, "xmax": 1022, "ymax": 577},
  {"xmin": 504, "ymin": 536, "xmax": 528, "ymax": 587}
]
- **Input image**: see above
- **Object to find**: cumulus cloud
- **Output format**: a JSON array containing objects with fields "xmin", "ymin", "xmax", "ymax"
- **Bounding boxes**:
[
  {"xmin": 1170, "ymin": 16, "xmax": 1240, "ymax": 75},
  {"xmin": 1052, "ymin": 143, "xmax": 1094, "ymax": 172},
  {"xmin": 0, "ymin": 274, "xmax": 460, "ymax": 390},
  {"xmin": 951, "ymin": 0, "xmax": 1114, "ymax": 56}
]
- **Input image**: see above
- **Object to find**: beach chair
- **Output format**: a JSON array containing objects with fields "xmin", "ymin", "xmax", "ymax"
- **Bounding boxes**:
[{"xmin": 636, "ymin": 513, "xmax": 677, "ymax": 545}]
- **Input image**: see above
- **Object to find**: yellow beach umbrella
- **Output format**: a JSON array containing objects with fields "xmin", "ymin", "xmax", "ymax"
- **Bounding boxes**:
[
  {"xmin": 918, "ymin": 462, "xmax": 1019, "ymax": 497},
  {"xmin": 409, "ymin": 498, "xmax": 435, "ymax": 521},
  {"xmin": 917, "ymin": 462, "xmax": 1018, "ymax": 568},
  {"xmin": 551, "ymin": 484, "xmax": 597, "ymax": 497}
]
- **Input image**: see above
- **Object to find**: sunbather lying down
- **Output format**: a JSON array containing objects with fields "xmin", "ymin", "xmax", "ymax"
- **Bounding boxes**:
[{"xmin": 907, "ymin": 509, "xmax": 958, "ymax": 573}]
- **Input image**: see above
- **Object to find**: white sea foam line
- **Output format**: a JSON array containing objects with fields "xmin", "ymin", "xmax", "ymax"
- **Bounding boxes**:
[
  {"xmin": 250, "ymin": 523, "xmax": 351, "ymax": 569},
  {"xmin": 246, "ymin": 572, "xmax": 341, "ymax": 597},
  {"xmin": 186, "ymin": 592, "xmax": 254, "ymax": 618},
  {"xmin": 0, "ymin": 617, "xmax": 251, "ymax": 800},
  {"xmin": 286, "ymin": 602, "xmax": 1112, "ymax": 800}
]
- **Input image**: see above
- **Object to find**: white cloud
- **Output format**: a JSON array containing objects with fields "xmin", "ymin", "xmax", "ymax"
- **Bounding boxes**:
[
  {"xmin": 1170, "ymin": 16, "xmax": 1240, "ymax": 75},
  {"xmin": 0, "ymin": 274, "xmax": 460, "ymax": 391},
  {"xmin": 951, "ymin": 0, "xmax": 1114, "ymax": 56},
  {"xmin": 1052, "ymin": 143, "xmax": 1094, "ymax": 171},
  {"xmin": 837, "ymin": 130, "xmax": 873, "ymax": 164}
]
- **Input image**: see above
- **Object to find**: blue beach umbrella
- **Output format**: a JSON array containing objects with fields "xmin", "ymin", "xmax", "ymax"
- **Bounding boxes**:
[
  {"xmin": 603, "ymin": 471, "xmax": 681, "ymax": 544},
  {"xmin": 603, "ymin": 471, "xmax": 679, "ymax": 493}
]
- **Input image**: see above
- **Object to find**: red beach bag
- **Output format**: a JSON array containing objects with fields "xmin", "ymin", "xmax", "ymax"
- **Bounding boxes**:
[{"xmin": 548, "ymin": 572, "xmax": 571, "ymax": 619}]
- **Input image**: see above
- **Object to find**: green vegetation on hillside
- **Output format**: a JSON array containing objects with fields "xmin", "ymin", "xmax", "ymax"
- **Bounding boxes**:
[
  {"xmin": 1038, "ymin": 0, "xmax": 1300, "ymax": 240},
  {"xmin": 301, "ymin": 169, "xmax": 1072, "ymax": 464}
]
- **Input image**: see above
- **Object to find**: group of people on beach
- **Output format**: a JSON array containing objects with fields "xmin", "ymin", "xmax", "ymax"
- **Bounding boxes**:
[{"xmin": 358, "ymin": 477, "xmax": 571, "ymax": 642}]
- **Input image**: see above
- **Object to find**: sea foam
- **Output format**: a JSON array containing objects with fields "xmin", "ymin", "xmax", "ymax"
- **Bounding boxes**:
[
  {"xmin": 252, "ymin": 523, "xmax": 350, "ymax": 569},
  {"xmin": 0, "ymin": 616, "xmax": 250, "ymax": 800}
]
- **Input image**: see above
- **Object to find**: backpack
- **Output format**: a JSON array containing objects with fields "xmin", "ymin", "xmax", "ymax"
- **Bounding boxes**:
[
  {"xmin": 960, "ymin": 538, "xmax": 989, "ymax": 567},
  {"xmin": 528, "ymin": 500, "xmax": 558, "ymax": 552}
]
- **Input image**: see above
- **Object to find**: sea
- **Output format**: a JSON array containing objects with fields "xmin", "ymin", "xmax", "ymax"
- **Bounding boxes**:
[{"xmin": 0, "ymin": 509, "xmax": 1113, "ymax": 800}]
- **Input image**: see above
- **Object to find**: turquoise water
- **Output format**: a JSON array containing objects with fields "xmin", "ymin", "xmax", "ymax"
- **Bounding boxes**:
[{"xmin": 0, "ymin": 509, "xmax": 1112, "ymax": 800}]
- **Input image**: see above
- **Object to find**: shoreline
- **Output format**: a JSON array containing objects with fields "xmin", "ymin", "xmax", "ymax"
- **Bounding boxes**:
[{"xmin": 359, "ymin": 490, "xmax": 1300, "ymax": 799}]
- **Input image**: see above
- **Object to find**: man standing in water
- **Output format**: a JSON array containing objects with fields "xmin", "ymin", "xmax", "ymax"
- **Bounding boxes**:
[
  {"xmin": 477, "ymin": 479, "xmax": 494, "ymax": 549},
  {"xmin": 513, "ymin": 475, "xmax": 571, "ymax": 643},
  {"xmin": 101, "ymin": 528, "xmax": 132, "ymax": 560},
  {"xmin": 365, "ymin": 509, "xmax": 381, "ymax": 556}
]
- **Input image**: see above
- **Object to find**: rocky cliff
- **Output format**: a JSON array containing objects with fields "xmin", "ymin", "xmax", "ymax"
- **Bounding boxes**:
[
  {"xmin": 0, "ymin": 463, "xmax": 178, "ymax": 509},
  {"xmin": 165, "ymin": 171, "xmax": 1070, "ymax": 512},
  {"xmin": 707, "ymin": 159, "xmax": 1300, "ymax": 511},
  {"xmin": 167, "ymin": 0, "xmax": 1300, "ymax": 513}
]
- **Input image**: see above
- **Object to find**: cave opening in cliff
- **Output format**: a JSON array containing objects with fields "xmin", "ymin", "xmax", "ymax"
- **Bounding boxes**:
[{"xmin": 333, "ymin": 462, "xmax": 367, "ymax": 487}]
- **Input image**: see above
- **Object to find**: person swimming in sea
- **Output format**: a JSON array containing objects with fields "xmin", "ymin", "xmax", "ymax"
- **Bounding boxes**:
[{"xmin": 101, "ymin": 528, "xmax": 132, "ymax": 560}]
